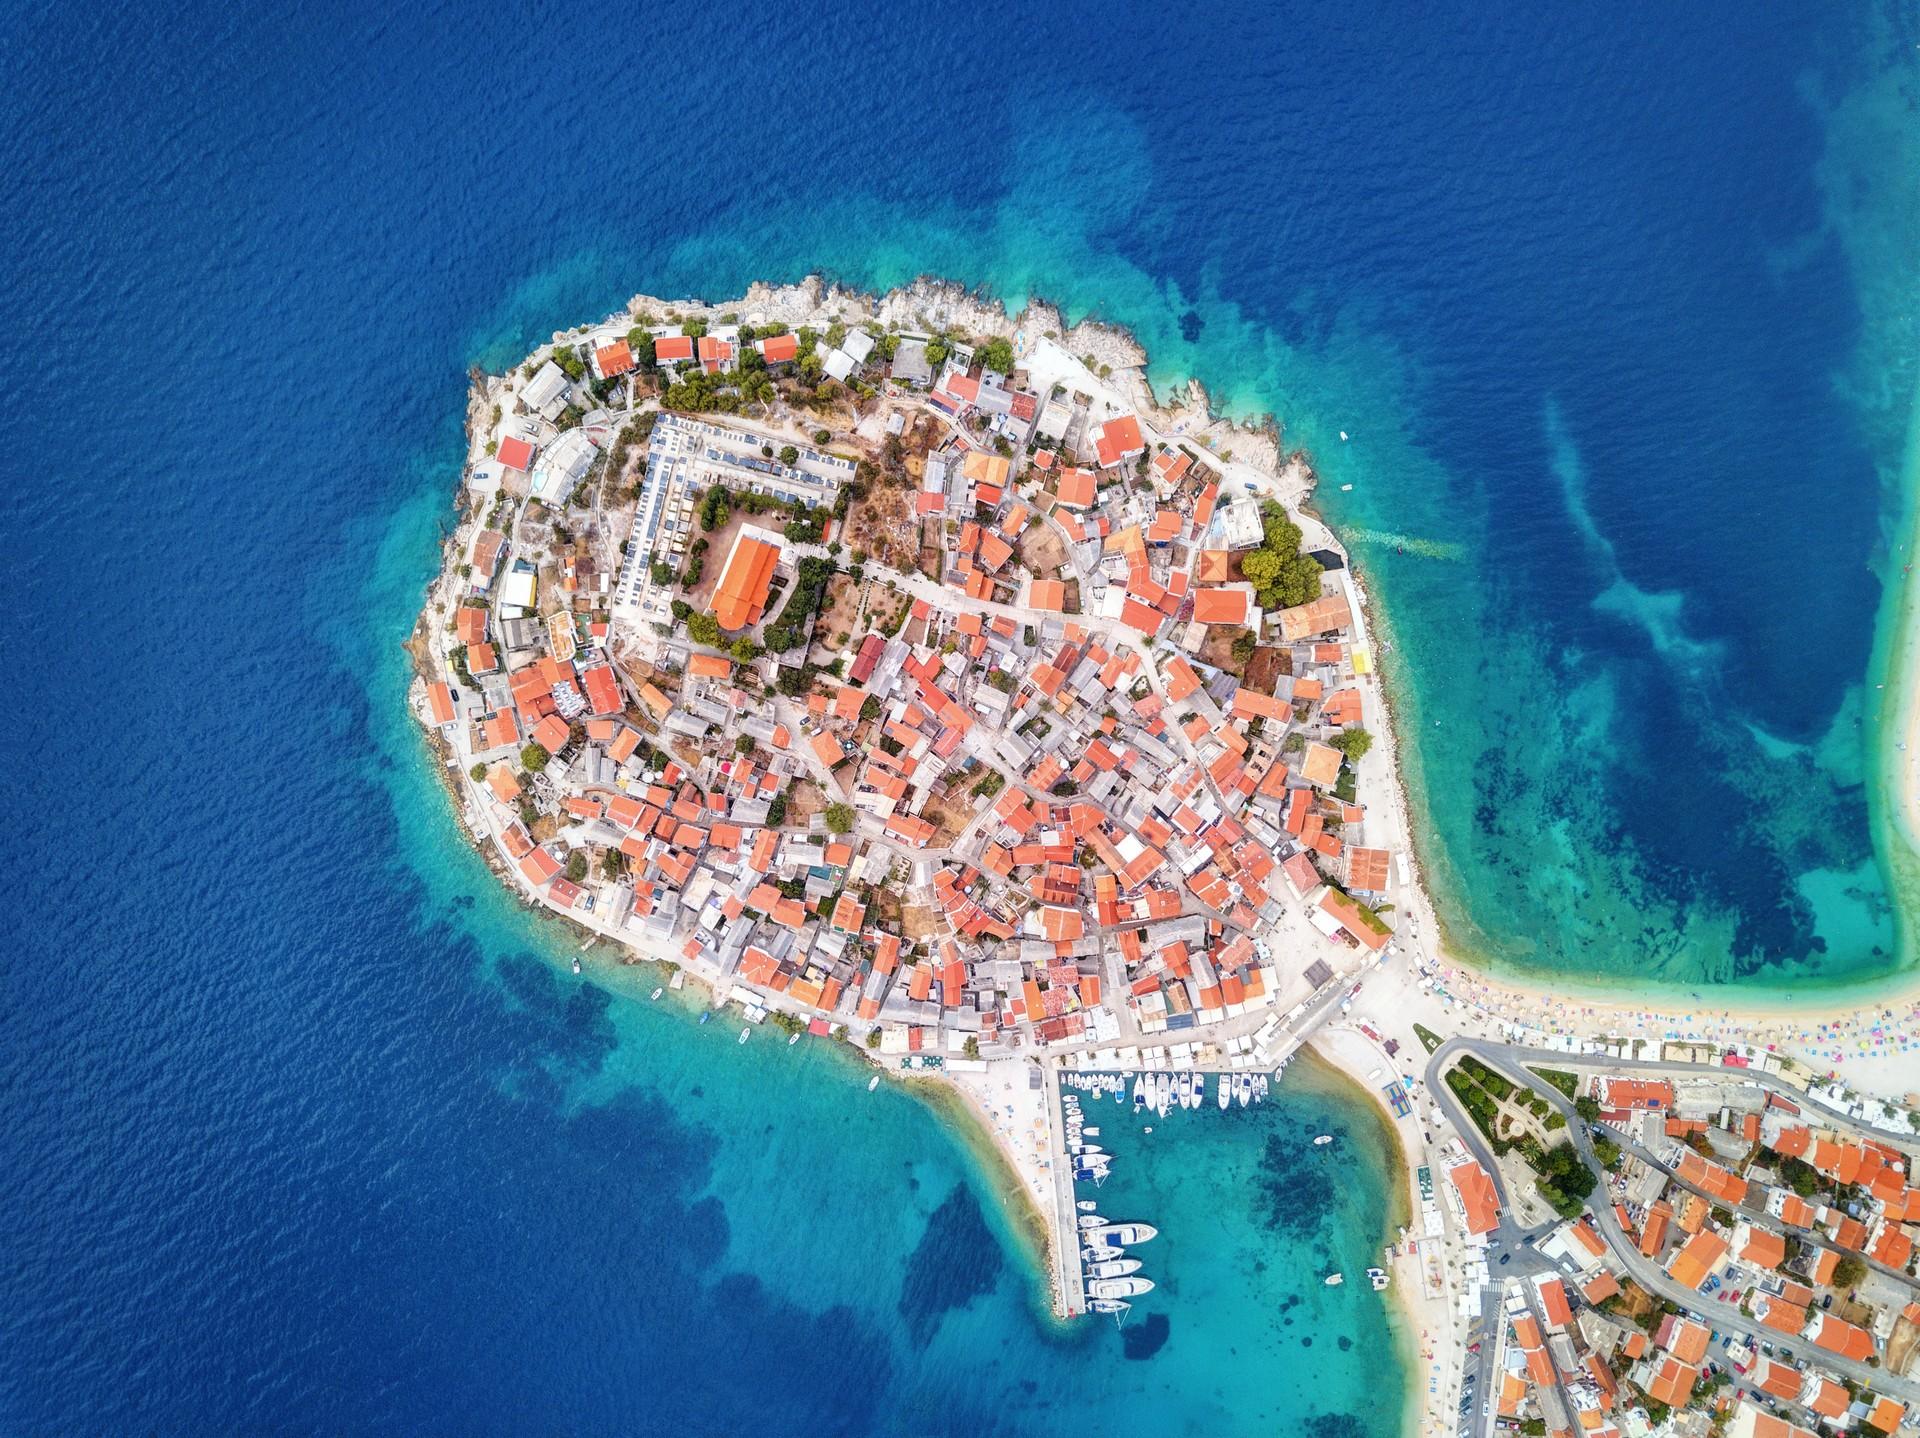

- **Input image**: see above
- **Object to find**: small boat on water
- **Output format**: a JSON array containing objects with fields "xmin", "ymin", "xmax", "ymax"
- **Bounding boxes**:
[
  {"xmin": 1314, "ymin": 1135, "xmax": 1334, "ymax": 1147},
  {"xmin": 571, "ymin": 956, "xmax": 581, "ymax": 974},
  {"xmin": 1218, "ymin": 1078, "xmax": 1231, "ymax": 1110},
  {"xmin": 650, "ymin": 986, "xmax": 663, "ymax": 1000},
  {"xmin": 1086, "ymin": 1256, "xmax": 1142, "ymax": 1279},
  {"xmin": 1131, "ymin": 1076, "xmax": 1146, "ymax": 1111},
  {"xmin": 1088, "ymin": 1276, "xmax": 1154, "ymax": 1300},
  {"xmin": 1090, "ymin": 1298, "xmax": 1131, "ymax": 1319},
  {"xmin": 698, "ymin": 1010, "xmax": 711, "ymax": 1025},
  {"xmin": 787, "ymin": 1031, "xmax": 801, "ymax": 1046},
  {"xmin": 1324, "ymin": 1273, "xmax": 1344, "ymax": 1287},
  {"xmin": 1236, "ymin": 1075, "xmax": 1251, "ymax": 1108},
  {"xmin": 867, "ymin": 1074, "xmax": 880, "ymax": 1092},
  {"xmin": 737, "ymin": 1027, "xmax": 751, "ymax": 1044},
  {"xmin": 1085, "ymin": 1222, "xmax": 1158, "ymax": 1247},
  {"xmin": 1077, "ymin": 1199, "xmax": 1098, "ymax": 1212},
  {"xmin": 1078, "ymin": 1214, "xmax": 1108, "ymax": 1230},
  {"xmin": 1367, "ymin": 1267, "xmax": 1389, "ymax": 1290}
]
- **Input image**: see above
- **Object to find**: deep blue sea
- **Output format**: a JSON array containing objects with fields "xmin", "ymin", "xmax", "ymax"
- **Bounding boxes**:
[{"xmin": 6, "ymin": 1, "xmax": 1918, "ymax": 1431}]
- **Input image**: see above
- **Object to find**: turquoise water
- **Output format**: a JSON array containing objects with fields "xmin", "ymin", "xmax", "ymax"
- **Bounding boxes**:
[
  {"xmin": 9, "ymin": 1, "xmax": 1920, "ymax": 1428},
  {"xmin": 308, "ymin": 487, "xmax": 1413, "ymax": 1436}
]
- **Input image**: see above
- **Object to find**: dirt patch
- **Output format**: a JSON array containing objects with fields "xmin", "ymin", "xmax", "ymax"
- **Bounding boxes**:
[
  {"xmin": 920, "ymin": 790, "xmax": 978, "ymax": 847},
  {"xmin": 1197, "ymin": 625, "xmax": 1253, "ymax": 673},
  {"xmin": 842, "ymin": 484, "xmax": 917, "ymax": 570},
  {"xmin": 900, "ymin": 903, "xmax": 942, "ymax": 944},
  {"xmin": 811, "ymin": 574, "xmax": 863, "ymax": 653},
  {"xmin": 1017, "ymin": 525, "xmax": 1067, "ymax": 577},
  {"xmin": 785, "ymin": 779, "xmax": 827, "ymax": 828},
  {"xmin": 1242, "ymin": 645, "xmax": 1289, "ymax": 696},
  {"xmin": 919, "ymin": 545, "xmax": 943, "ymax": 580}
]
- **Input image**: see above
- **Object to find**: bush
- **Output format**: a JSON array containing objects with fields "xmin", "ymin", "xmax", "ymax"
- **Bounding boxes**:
[
  {"xmin": 779, "ymin": 444, "xmax": 799, "ymax": 466},
  {"xmin": 687, "ymin": 613, "xmax": 724, "ymax": 646},
  {"xmin": 564, "ymin": 850, "xmax": 587, "ymax": 883},
  {"xmin": 824, "ymin": 802, "xmax": 854, "ymax": 834},
  {"xmin": 521, "ymin": 742, "xmax": 550, "ymax": 772},
  {"xmin": 469, "ymin": 763, "xmax": 487, "ymax": 781},
  {"xmin": 765, "ymin": 792, "xmax": 788, "ymax": 826}
]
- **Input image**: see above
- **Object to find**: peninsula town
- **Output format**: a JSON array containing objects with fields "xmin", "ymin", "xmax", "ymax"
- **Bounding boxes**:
[{"xmin": 411, "ymin": 279, "xmax": 1920, "ymax": 1438}]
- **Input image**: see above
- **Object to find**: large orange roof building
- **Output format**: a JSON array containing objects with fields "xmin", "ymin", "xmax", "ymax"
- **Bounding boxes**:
[{"xmin": 712, "ymin": 532, "xmax": 781, "ymax": 632}]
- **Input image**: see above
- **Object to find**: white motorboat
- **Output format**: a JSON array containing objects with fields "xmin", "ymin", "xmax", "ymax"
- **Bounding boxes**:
[
  {"xmin": 1077, "ymin": 1199, "xmax": 1098, "ymax": 1212},
  {"xmin": 737, "ymin": 1027, "xmax": 751, "ymax": 1044},
  {"xmin": 571, "ymin": 956, "xmax": 581, "ymax": 974},
  {"xmin": 1193, "ymin": 1074, "xmax": 1206, "ymax": 1106},
  {"xmin": 650, "ymin": 986, "xmax": 664, "ymax": 1000},
  {"xmin": 1218, "ymin": 1078, "xmax": 1231, "ymax": 1110},
  {"xmin": 1324, "ymin": 1273, "xmax": 1344, "ymax": 1287},
  {"xmin": 867, "ymin": 1074, "xmax": 880, "ymax": 1092},
  {"xmin": 1084, "ymin": 1222, "xmax": 1158, "ymax": 1247},
  {"xmin": 1367, "ymin": 1267, "xmax": 1389, "ymax": 1290},
  {"xmin": 1090, "ymin": 1298, "xmax": 1131, "ymax": 1317},
  {"xmin": 1088, "ymin": 1276, "xmax": 1154, "ymax": 1300},
  {"xmin": 1236, "ymin": 1076, "xmax": 1251, "ymax": 1108},
  {"xmin": 1131, "ymin": 1076, "xmax": 1146, "ymax": 1110},
  {"xmin": 1086, "ymin": 1256, "xmax": 1143, "ymax": 1279},
  {"xmin": 787, "ymin": 1031, "xmax": 801, "ymax": 1045},
  {"xmin": 1313, "ymin": 1135, "xmax": 1334, "ymax": 1147},
  {"xmin": 1077, "ymin": 1214, "xmax": 1108, "ymax": 1230}
]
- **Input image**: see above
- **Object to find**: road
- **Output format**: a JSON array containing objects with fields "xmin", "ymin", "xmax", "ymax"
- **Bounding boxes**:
[{"xmin": 1425, "ymin": 1038, "xmax": 1920, "ymax": 1407}]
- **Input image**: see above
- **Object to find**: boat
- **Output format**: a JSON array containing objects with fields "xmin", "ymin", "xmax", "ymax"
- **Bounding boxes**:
[
  {"xmin": 1088, "ymin": 1276, "xmax": 1154, "ymax": 1300},
  {"xmin": 1367, "ymin": 1267, "xmax": 1389, "ymax": 1290},
  {"xmin": 737, "ymin": 1027, "xmax": 751, "ymax": 1044},
  {"xmin": 1077, "ymin": 1199, "xmax": 1098, "ymax": 1212},
  {"xmin": 1090, "ymin": 1298, "xmax": 1132, "ymax": 1318},
  {"xmin": 1324, "ymin": 1273, "xmax": 1344, "ymax": 1287},
  {"xmin": 867, "ymin": 1074, "xmax": 880, "ymax": 1092},
  {"xmin": 1218, "ymin": 1078, "xmax": 1231, "ymax": 1110},
  {"xmin": 1236, "ymin": 1076, "xmax": 1251, "ymax": 1108},
  {"xmin": 1084, "ymin": 1222, "xmax": 1158, "ymax": 1247},
  {"xmin": 1131, "ymin": 1076, "xmax": 1145, "ymax": 1111},
  {"xmin": 1086, "ymin": 1256, "xmax": 1142, "ymax": 1279},
  {"xmin": 1082, "ymin": 1125, "xmax": 1100, "ymax": 1138},
  {"xmin": 571, "ymin": 956, "xmax": 581, "ymax": 974},
  {"xmin": 1193, "ymin": 1074, "xmax": 1206, "ymax": 1106},
  {"xmin": 650, "ymin": 986, "xmax": 663, "ymax": 1000},
  {"xmin": 1077, "ymin": 1214, "xmax": 1108, "ymax": 1230},
  {"xmin": 698, "ymin": 1010, "xmax": 711, "ymax": 1025},
  {"xmin": 787, "ymin": 1031, "xmax": 801, "ymax": 1046},
  {"xmin": 1314, "ymin": 1135, "xmax": 1334, "ymax": 1147}
]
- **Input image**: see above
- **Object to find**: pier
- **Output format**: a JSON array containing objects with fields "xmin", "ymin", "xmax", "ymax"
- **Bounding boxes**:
[
  {"xmin": 1042, "ymin": 1066, "xmax": 1087, "ymax": 1317},
  {"xmin": 1041, "ymin": 974, "xmax": 1355, "ymax": 1320}
]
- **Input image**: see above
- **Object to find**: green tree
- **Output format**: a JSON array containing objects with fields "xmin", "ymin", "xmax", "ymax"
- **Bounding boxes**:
[
  {"xmin": 521, "ymin": 742, "xmax": 550, "ymax": 772},
  {"xmin": 779, "ymin": 444, "xmax": 800, "ymax": 466},
  {"xmin": 812, "ymin": 428, "xmax": 831, "ymax": 445},
  {"xmin": 687, "ymin": 612, "xmax": 724, "ymax": 646},
  {"xmin": 735, "ymin": 736, "xmax": 756, "ymax": 756},
  {"xmin": 680, "ymin": 318, "xmax": 707, "ymax": 338},
  {"xmin": 1830, "ymin": 1255, "xmax": 1866, "ymax": 1289},
  {"xmin": 976, "ymin": 337, "xmax": 1014, "ymax": 373},
  {"xmin": 469, "ymin": 762, "xmax": 487, "ymax": 782},
  {"xmin": 824, "ymin": 802, "xmax": 855, "ymax": 834},
  {"xmin": 564, "ymin": 850, "xmax": 588, "ymax": 883},
  {"xmin": 963, "ymin": 1036, "xmax": 981, "ymax": 1059},
  {"xmin": 1241, "ymin": 548, "xmax": 1284, "ymax": 587},
  {"xmin": 865, "ymin": 1029, "xmax": 882, "ymax": 1050},
  {"xmin": 1331, "ymin": 728, "xmax": 1374, "ymax": 763},
  {"xmin": 765, "ymin": 792, "xmax": 788, "ymax": 826},
  {"xmin": 730, "ymin": 637, "xmax": 761, "ymax": 662},
  {"xmin": 1575, "ymin": 1095, "xmax": 1602, "ymax": 1123}
]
